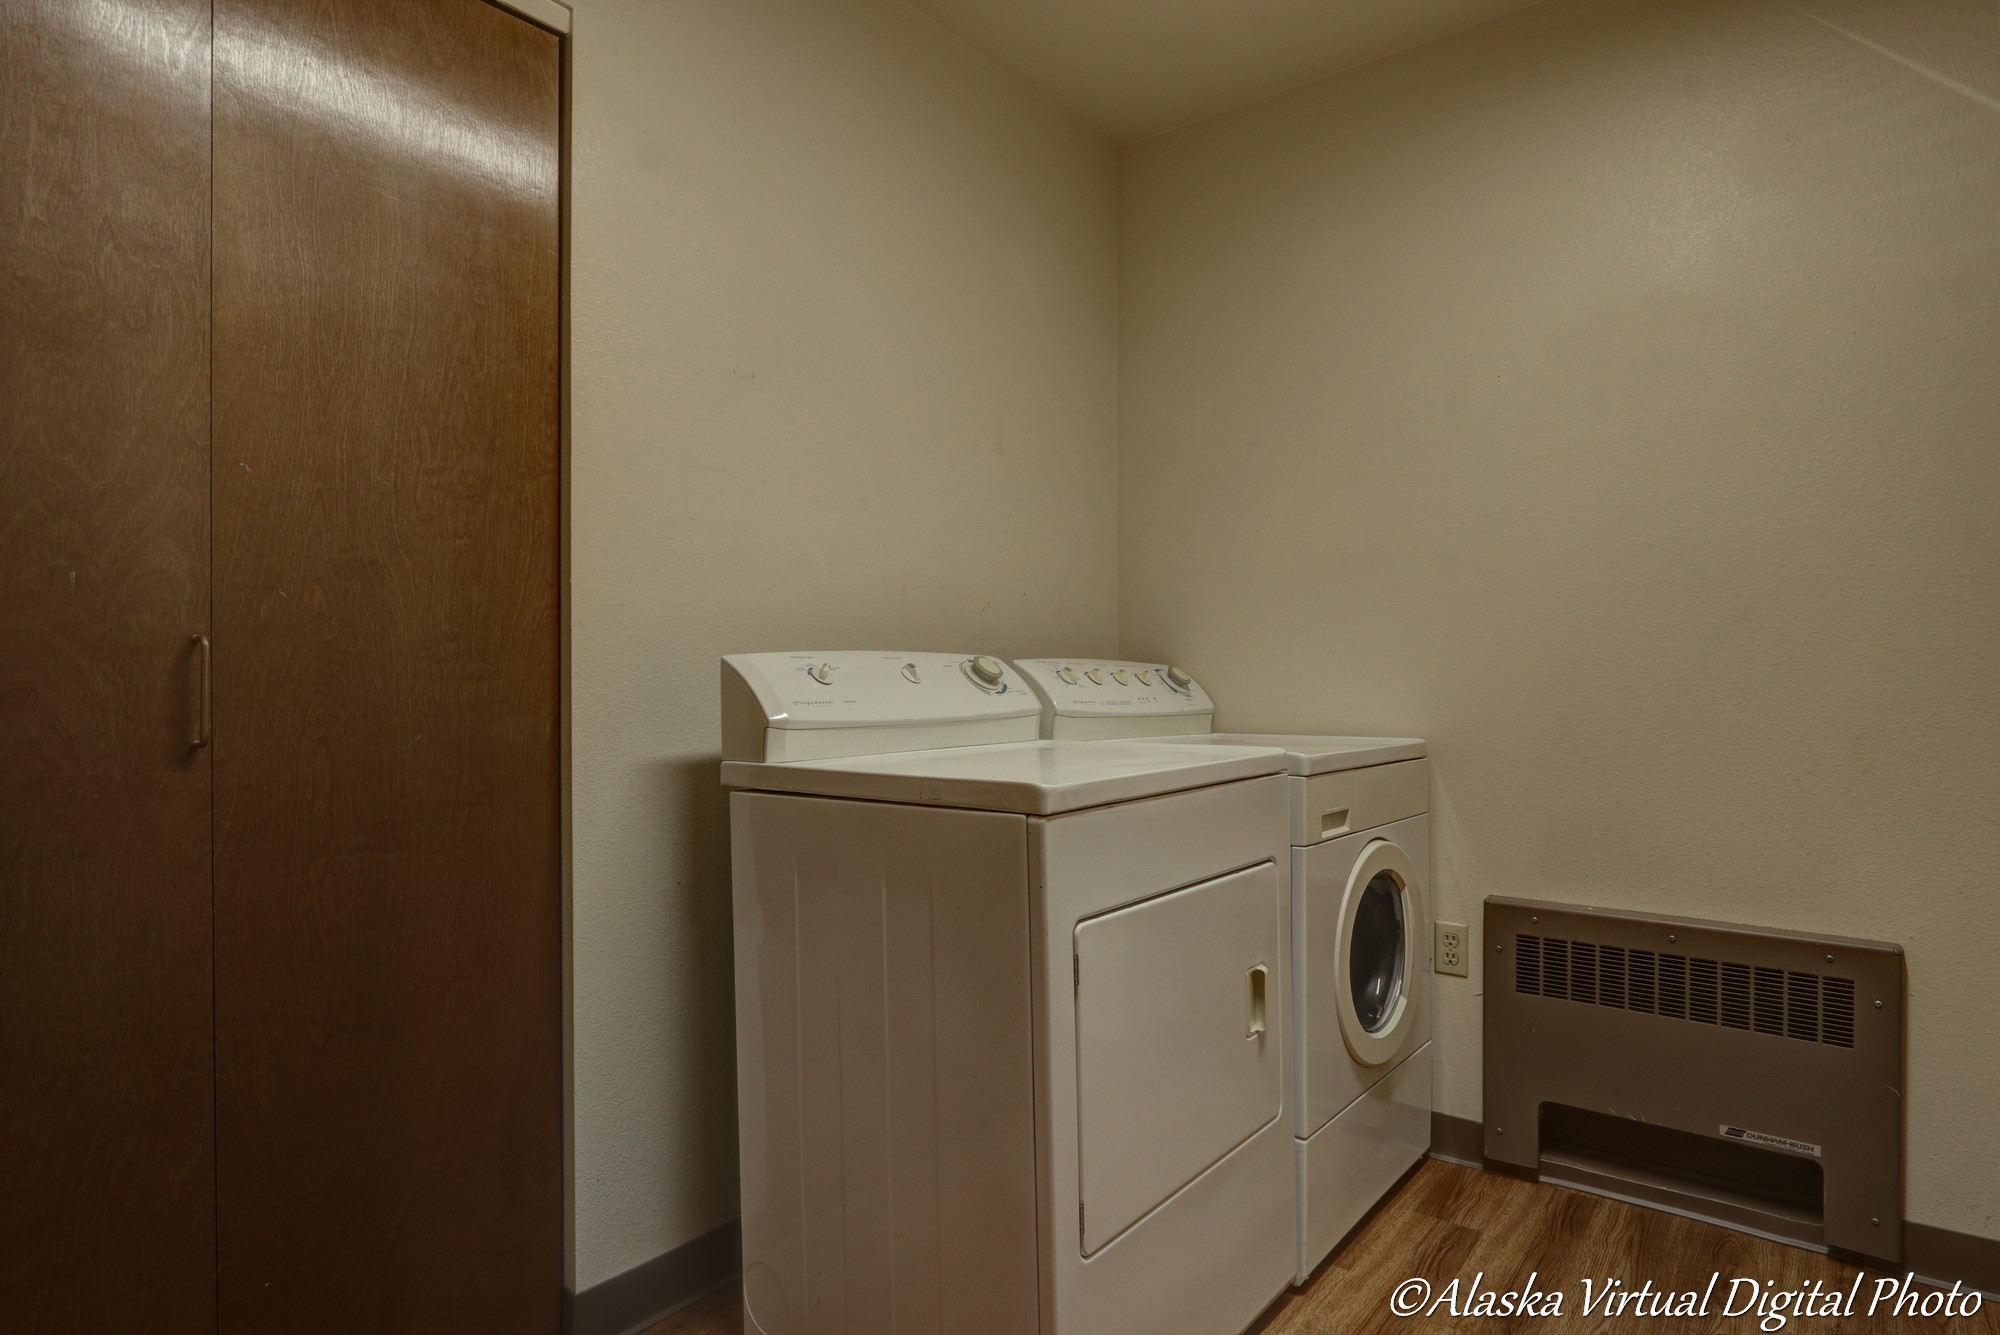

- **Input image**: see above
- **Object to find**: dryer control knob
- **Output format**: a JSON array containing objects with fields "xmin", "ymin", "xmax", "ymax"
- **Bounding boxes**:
[
  {"xmin": 901, "ymin": 663, "xmax": 922, "ymax": 684},
  {"xmin": 1085, "ymin": 668, "xmax": 1105, "ymax": 685},
  {"xmin": 1110, "ymin": 669, "xmax": 1130, "ymax": 685},
  {"xmin": 967, "ymin": 655, "xmax": 1005, "ymax": 686},
  {"xmin": 1057, "ymin": 666, "xmax": 1078, "ymax": 686},
  {"xmin": 807, "ymin": 663, "xmax": 833, "ymax": 685},
  {"xmin": 1166, "ymin": 665, "xmax": 1192, "ymax": 689},
  {"xmin": 1137, "ymin": 670, "xmax": 1157, "ymax": 686}
]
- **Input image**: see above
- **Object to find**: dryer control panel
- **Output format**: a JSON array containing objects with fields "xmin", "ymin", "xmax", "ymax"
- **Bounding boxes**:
[
  {"xmin": 1012, "ymin": 657, "xmax": 1215, "ymax": 740},
  {"xmin": 721, "ymin": 651, "xmax": 1039, "ymax": 762}
]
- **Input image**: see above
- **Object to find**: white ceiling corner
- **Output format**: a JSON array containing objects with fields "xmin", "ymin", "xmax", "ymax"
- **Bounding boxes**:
[{"xmin": 907, "ymin": 0, "xmax": 1550, "ymax": 142}]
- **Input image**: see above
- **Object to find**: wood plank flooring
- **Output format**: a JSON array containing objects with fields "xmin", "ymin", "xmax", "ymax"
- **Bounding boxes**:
[
  {"xmin": 1254, "ymin": 1160, "xmax": 1995, "ymax": 1334},
  {"xmin": 642, "ymin": 1159, "xmax": 1998, "ymax": 1334}
]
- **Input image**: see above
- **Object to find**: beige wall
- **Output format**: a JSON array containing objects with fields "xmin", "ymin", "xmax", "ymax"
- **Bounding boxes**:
[
  {"xmin": 1120, "ymin": 0, "xmax": 2000, "ymax": 1241},
  {"xmin": 565, "ymin": 0, "xmax": 1118, "ymax": 1288},
  {"xmin": 563, "ymin": 0, "xmax": 1999, "ymax": 1283}
]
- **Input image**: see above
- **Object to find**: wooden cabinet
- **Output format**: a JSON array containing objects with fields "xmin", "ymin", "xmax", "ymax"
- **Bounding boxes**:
[
  {"xmin": 2, "ymin": 1, "xmax": 219, "ymax": 1329},
  {"xmin": 2, "ymin": 2, "xmax": 563, "ymax": 1330}
]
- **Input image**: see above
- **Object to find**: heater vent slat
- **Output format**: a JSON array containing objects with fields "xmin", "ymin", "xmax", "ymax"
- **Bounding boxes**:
[
  {"xmin": 1544, "ymin": 937, "xmax": 1569, "ymax": 999},
  {"xmin": 1628, "ymin": 950, "xmax": 1657, "ymax": 1014},
  {"xmin": 1787, "ymin": 972, "xmax": 1820, "ymax": 1043},
  {"xmin": 1755, "ymin": 967, "xmax": 1786, "ymax": 1036},
  {"xmin": 1689, "ymin": 957, "xmax": 1720, "ymax": 1025},
  {"xmin": 1511, "ymin": 933, "xmax": 1858, "ymax": 1050},
  {"xmin": 1659, "ymin": 954, "xmax": 1688, "ymax": 1020},
  {"xmin": 1721, "ymin": 962, "xmax": 1752, "ymax": 1029},
  {"xmin": 1516, "ymin": 934, "xmax": 1542, "ymax": 995},
  {"xmin": 1570, "ymin": 940, "xmax": 1598, "ymax": 1004},
  {"xmin": 1599, "ymin": 946, "xmax": 1628, "ymax": 1010},
  {"xmin": 1822, "ymin": 977, "xmax": 1856, "ymax": 1049}
]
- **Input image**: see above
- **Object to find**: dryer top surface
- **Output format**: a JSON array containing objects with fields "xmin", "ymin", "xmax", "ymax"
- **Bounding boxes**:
[
  {"xmin": 1144, "ymin": 733, "xmax": 1425, "ymax": 775},
  {"xmin": 721, "ymin": 738, "xmax": 1285, "ymax": 815}
]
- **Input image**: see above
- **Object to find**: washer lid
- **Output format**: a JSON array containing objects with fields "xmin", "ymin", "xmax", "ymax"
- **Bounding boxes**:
[
  {"xmin": 1150, "ymin": 732, "xmax": 1425, "ymax": 775},
  {"xmin": 721, "ymin": 739, "xmax": 1286, "ymax": 815}
]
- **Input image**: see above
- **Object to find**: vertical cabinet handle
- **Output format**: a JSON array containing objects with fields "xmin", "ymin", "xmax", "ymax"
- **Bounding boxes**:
[
  {"xmin": 191, "ymin": 634, "xmax": 211, "ymax": 749},
  {"xmin": 1246, "ymin": 963, "xmax": 1268, "ymax": 1038}
]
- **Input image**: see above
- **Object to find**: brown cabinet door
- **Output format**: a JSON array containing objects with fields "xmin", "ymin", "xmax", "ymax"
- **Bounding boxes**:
[
  {"xmin": 0, "ymin": 2, "xmax": 218, "ymax": 1331},
  {"xmin": 209, "ymin": 1, "xmax": 562, "ymax": 1331}
]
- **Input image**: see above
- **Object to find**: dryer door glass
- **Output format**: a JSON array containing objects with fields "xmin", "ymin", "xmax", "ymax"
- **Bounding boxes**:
[{"xmin": 1349, "ymin": 871, "xmax": 1406, "ymax": 1033}]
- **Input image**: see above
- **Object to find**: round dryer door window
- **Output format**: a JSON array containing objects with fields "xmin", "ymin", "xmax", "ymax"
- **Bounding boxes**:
[
  {"xmin": 1333, "ymin": 838, "xmax": 1420, "ymax": 1066},
  {"xmin": 1349, "ymin": 872, "xmax": 1405, "ymax": 1033}
]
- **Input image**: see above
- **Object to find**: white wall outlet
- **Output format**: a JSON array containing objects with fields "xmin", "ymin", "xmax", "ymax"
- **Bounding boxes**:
[{"xmin": 1435, "ymin": 921, "xmax": 1469, "ymax": 977}]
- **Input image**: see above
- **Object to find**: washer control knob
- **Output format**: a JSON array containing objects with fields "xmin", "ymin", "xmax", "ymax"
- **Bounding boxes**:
[
  {"xmin": 901, "ymin": 663, "xmax": 922, "ymax": 684},
  {"xmin": 1110, "ymin": 669, "xmax": 1130, "ymax": 685},
  {"xmin": 807, "ymin": 663, "xmax": 833, "ymax": 685},
  {"xmin": 1085, "ymin": 668, "xmax": 1105, "ymax": 685},
  {"xmin": 1166, "ymin": 665, "xmax": 1193, "ymax": 689},
  {"xmin": 1137, "ymin": 669, "xmax": 1157, "ymax": 686},
  {"xmin": 1057, "ymin": 666, "xmax": 1079, "ymax": 686},
  {"xmin": 968, "ymin": 655, "xmax": 1005, "ymax": 686}
]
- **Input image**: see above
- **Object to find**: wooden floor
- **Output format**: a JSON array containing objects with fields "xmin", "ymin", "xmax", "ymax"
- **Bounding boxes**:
[{"xmin": 644, "ymin": 1159, "xmax": 1996, "ymax": 1333}]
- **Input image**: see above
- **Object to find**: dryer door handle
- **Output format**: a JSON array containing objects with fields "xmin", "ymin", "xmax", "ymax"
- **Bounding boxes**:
[{"xmin": 1245, "ymin": 964, "xmax": 1268, "ymax": 1038}]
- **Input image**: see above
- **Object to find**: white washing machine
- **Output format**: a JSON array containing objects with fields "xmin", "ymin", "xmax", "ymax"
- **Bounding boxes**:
[
  {"xmin": 1012, "ymin": 658, "xmax": 1433, "ymax": 1282},
  {"xmin": 721, "ymin": 651, "xmax": 1297, "ymax": 1335}
]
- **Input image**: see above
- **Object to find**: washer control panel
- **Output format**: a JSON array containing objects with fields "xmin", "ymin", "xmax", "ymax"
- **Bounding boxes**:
[
  {"xmin": 1011, "ymin": 658, "xmax": 1215, "ymax": 740},
  {"xmin": 722, "ymin": 651, "xmax": 1040, "ymax": 762}
]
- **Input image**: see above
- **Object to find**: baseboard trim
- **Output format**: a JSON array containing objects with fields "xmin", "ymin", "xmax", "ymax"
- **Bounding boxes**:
[
  {"xmin": 568, "ymin": 1220, "xmax": 740, "ymax": 1335},
  {"xmin": 1907, "ymin": 1222, "xmax": 2000, "ymax": 1302},
  {"xmin": 1428, "ymin": 1110, "xmax": 1486, "ymax": 1169},
  {"xmin": 1428, "ymin": 1111, "xmax": 1997, "ymax": 1300}
]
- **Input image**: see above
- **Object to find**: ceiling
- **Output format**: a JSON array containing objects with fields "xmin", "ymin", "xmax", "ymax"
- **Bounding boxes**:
[{"xmin": 908, "ymin": 0, "xmax": 1548, "ymax": 143}]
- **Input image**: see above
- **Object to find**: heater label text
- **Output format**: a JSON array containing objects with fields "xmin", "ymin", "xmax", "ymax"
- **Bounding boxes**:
[{"xmin": 1719, "ymin": 1123, "xmax": 1824, "ymax": 1157}]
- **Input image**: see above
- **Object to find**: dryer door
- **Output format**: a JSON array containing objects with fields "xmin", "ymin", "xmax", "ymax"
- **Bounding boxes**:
[
  {"xmin": 1072, "ymin": 860, "xmax": 1282, "ymax": 1255},
  {"xmin": 1333, "ymin": 838, "xmax": 1420, "ymax": 1066}
]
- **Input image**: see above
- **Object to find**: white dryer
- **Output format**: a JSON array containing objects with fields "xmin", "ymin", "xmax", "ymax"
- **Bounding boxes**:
[
  {"xmin": 1012, "ymin": 659, "xmax": 1432, "ymax": 1282},
  {"xmin": 721, "ymin": 651, "xmax": 1297, "ymax": 1335}
]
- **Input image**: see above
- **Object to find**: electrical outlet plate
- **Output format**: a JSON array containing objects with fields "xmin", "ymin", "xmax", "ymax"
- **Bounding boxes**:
[{"xmin": 1435, "ymin": 921, "xmax": 1469, "ymax": 977}]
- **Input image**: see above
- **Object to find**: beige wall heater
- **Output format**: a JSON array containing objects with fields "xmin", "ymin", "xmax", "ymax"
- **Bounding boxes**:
[{"xmin": 1483, "ymin": 897, "xmax": 1904, "ymax": 1264}]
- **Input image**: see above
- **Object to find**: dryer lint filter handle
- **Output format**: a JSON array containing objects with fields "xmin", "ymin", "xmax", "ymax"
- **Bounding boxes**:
[
  {"xmin": 720, "ymin": 651, "xmax": 1040, "ymax": 763},
  {"xmin": 1013, "ymin": 657, "xmax": 1215, "ymax": 740}
]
